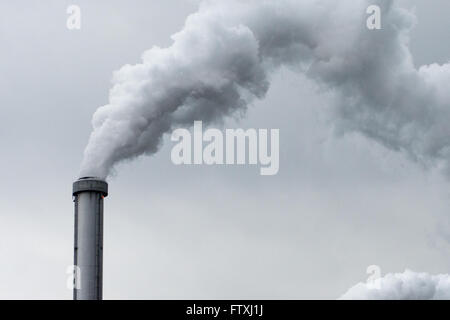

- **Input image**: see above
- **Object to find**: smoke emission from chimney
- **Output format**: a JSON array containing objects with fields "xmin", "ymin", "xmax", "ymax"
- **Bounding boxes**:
[
  {"xmin": 340, "ymin": 270, "xmax": 450, "ymax": 300},
  {"xmin": 79, "ymin": 0, "xmax": 450, "ymax": 179}
]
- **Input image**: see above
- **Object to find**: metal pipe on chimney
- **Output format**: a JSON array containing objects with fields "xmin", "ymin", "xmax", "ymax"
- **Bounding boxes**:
[{"xmin": 72, "ymin": 177, "xmax": 108, "ymax": 300}]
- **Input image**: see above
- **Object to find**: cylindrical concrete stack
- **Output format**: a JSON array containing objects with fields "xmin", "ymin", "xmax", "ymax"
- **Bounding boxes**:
[{"xmin": 72, "ymin": 177, "xmax": 108, "ymax": 300}]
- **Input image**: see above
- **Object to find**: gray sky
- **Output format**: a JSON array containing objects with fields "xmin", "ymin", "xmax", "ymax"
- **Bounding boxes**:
[{"xmin": 1, "ymin": 0, "xmax": 450, "ymax": 299}]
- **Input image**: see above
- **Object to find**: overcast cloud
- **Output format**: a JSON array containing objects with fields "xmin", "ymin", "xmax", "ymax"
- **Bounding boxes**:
[{"xmin": 341, "ymin": 270, "xmax": 450, "ymax": 300}]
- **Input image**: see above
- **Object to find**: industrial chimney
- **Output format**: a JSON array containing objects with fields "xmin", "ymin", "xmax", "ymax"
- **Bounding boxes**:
[{"xmin": 72, "ymin": 177, "xmax": 108, "ymax": 300}]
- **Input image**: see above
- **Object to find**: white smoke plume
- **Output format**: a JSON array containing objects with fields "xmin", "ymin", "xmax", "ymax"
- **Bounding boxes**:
[
  {"xmin": 80, "ymin": 0, "xmax": 450, "ymax": 179},
  {"xmin": 340, "ymin": 270, "xmax": 450, "ymax": 300}
]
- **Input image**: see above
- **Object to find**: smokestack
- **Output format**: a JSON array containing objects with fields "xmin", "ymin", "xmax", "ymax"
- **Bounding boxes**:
[{"xmin": 72, "ymin": 177, "xmax": 108, "ymax": 300}]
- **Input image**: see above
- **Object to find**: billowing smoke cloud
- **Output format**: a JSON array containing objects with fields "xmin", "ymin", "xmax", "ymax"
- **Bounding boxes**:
[
  {"xmin": 80, "ymin": 0, "xmax": 450, "ymax": 179},
  {"xmin": 340, "ymin": 270, "xmax": 450, "ymax": 300}
]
